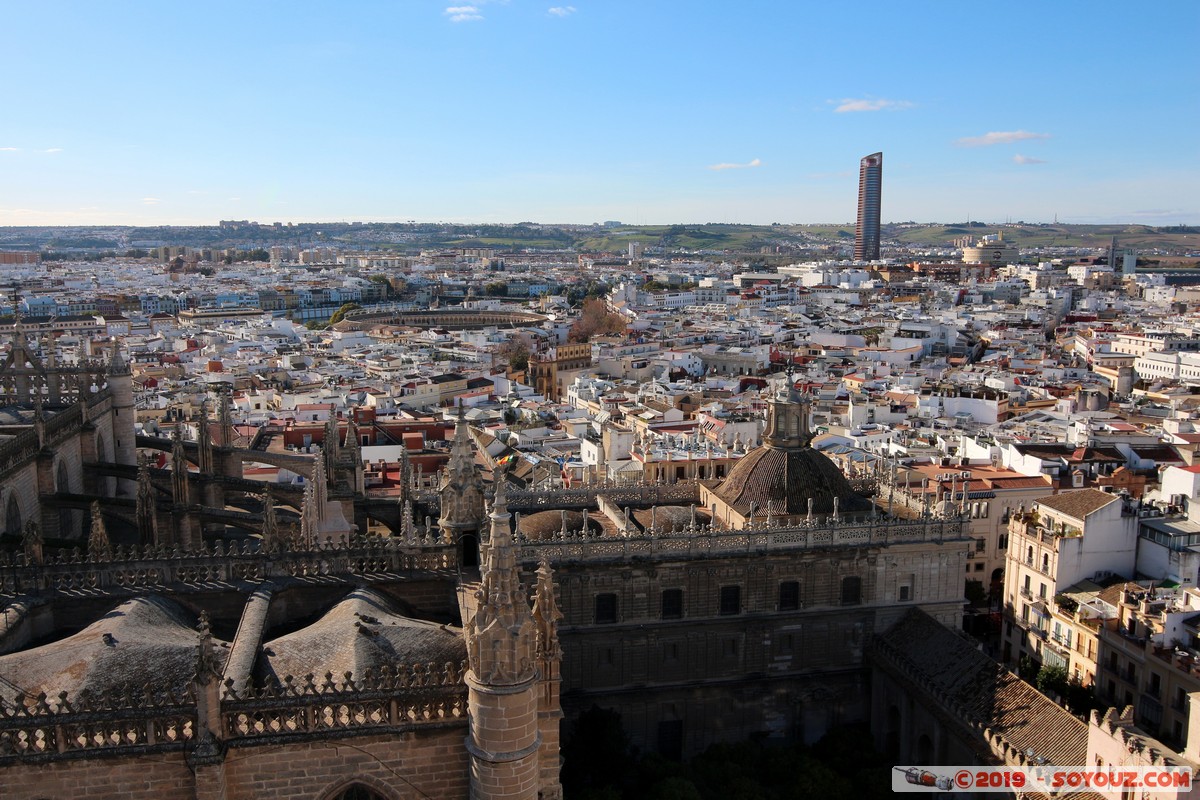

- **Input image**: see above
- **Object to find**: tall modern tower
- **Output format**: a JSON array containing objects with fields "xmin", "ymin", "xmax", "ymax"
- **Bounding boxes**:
[{"xmin": 854, "ymin": 152, "xmax": 883, "ymax": 261}]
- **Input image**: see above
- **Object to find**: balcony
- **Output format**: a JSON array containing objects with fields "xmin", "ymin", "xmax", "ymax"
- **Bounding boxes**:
[{"xmin": 1020, "ymin": 588, "xmax": 1034, "ymax": 601}]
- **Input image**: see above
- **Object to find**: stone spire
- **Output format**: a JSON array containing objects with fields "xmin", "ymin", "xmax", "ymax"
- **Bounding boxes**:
[
  {"xmin": 438, "ymin": 401, "xmax": 485, "ymax": 543},
  {"xmin": 303, "ymin": 454, "xmax": 352, "ymax": 545},
  {"xmin": 136, "ymin": 456, "xmax": 159, "ymax": 547},
  {"xmin": 467, "ymin": 477, "xmax": 535, "ymax": 686},
  {"xmin": 171, "ymin": 425, "xmax": 191, "ymax": 507},
  {"xmin": 105, "ymin": 335, "xmax": 130, "ymax": 377},
  {"xmin": 531, "ymin": 557, "xmax": 563, "ymax": 664},
  {"xmin": 300, "ymin": 480, "xmax": 317, "ymax": 549},
  {"xmin": 196, "ymin": 399, "xmax": 213, "ymax": 475},
  {"xmin": 88, "ymin": 500, "xmax": 111, "ymax": 559},
  {"xmin": 217, "ymin": 391, "xmax": 234, "ymax": 447},
  {"xmin": 344, "ymin": 410, "xmax": 364, "ymax": 494},
  {"xmin": 323, "ymin": 415, "xmax": 340, "ymax": 477},
  {"xmin": 260, "ymin": 484, "xmax": 281, "ymax": 553}
]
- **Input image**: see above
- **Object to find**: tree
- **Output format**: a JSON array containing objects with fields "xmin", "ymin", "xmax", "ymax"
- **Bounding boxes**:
[
  {"xmin": 500, "ymin": 338, "xmax": 530, "ymax": 371},
  {"xmin": 1036, "ymin": 664, "xmax": 1069, "ymax": 697},
  {"xmin": 329, "ymin": 302, "xmax": 361, "ymax": 325},
  {"xmin": 485, "ymin": 281, "xmax": 509, "ymax": 297},
  {"xmin": 569, "ymin": 298, "xmax": 626, "ymax": 343},
  {"xmin": 964, "ymin": 579, "xmax": 988, "ymax": 608}
]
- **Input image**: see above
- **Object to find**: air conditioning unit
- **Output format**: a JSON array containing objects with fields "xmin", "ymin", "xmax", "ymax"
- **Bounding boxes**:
[{"xmin": 961, "ymin": 471, "xmax": 971, "ymax": 479}]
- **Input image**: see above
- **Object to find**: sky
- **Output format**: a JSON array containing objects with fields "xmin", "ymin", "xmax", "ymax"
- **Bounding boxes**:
[{"xmin": 1, "ymin": 1, "xmax": 1197, "ymax": 227}]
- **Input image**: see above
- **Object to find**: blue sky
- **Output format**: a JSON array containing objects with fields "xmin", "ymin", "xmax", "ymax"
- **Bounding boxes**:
[{"xmin": 2, "ymin": 1, "xmax": 1196, "ymax": 226}]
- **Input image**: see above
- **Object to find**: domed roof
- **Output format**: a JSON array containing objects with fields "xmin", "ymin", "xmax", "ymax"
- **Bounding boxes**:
[
  {"xmin": 710, "ymin": 385, "xmax": 872, "ymax": 518},
  {"xmin": 517, "ymin": 510, "xmax": 599, "ymax": 539},
  {"xmin": 259, "ymin": 588, "xmax": 463, "ymax": 684},
  {"xmin": 0, "ymin": 596, "xmax": 227, "ymax": 698},
  {"xmin": 712, "ymin": 445, "xmax": 871, "ymax": 517}
]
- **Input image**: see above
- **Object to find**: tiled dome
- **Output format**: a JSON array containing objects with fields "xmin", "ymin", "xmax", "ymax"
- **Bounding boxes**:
[{"xmin": 712, "ymin": 444, "xmax": 871, "ymax": 517}]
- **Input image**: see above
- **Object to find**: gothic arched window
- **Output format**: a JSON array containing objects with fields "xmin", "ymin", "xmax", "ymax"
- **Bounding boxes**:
[
  {"xmin": 328, "ymin": 786, "xmax": 386, "ymax": 800},
  {"xmin": 5, "ymin": 494, "xmax": 21, "ymax": 537}
]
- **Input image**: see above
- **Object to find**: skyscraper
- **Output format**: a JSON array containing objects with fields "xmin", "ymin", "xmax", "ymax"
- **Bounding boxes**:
[{"xmin": 854, "ymin": 152, "xmax": 882, "ymax": 261}]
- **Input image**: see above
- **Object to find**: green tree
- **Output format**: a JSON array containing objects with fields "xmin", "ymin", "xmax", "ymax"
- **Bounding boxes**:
[
  {"xmin": 1036, "ymin": 664, "xmax": 1069, "ymax": 697},
  {"xmin": 964, "ymin": 579, "xmax": 988, "ymax": 608},
  {"xmin": 485, "ymin": 281, "xmax": 509, "ymax": 297},
  {"xmin": 329, "ymin": 302, "xmax": 361, "ymax": 325}
]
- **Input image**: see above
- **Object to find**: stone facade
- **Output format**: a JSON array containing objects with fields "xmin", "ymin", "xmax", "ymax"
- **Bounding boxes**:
[{"xmin": 0, "ymin": 354, "xmax": 975, "ymax": 798}]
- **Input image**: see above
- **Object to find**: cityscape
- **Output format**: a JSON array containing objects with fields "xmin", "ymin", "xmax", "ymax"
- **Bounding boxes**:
[{"xmin": 2, "ymin": 2, "xmax": 1199, "ymax": 799}]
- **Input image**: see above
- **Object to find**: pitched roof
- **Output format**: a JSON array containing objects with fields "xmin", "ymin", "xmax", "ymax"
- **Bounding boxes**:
[
  {"xmin": 1034, "ymin": 488, "xmax": 1119, "ymax": 519},
  {"xmin": 874, "ymin": 609, "xmax": 1089, "ymax": 770}
]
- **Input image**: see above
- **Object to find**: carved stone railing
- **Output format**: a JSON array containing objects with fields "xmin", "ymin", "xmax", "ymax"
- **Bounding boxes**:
[
  {"xmin": 418, "ymin": 481, "xmax": 702, "ymax": 516},
  {"xmin": 0, "ymin": 536, "xmax": 458, "ymax": 597},
  {"xmin": 0, "ymin": 662, "xmax": 470, "ymax": 763},
  {"xmin": 0, "ymin": 687, "xmax": 196, "ymax": 763},
  {"xmin": 221, "ymin": 662, "xmax": 468, "ymax": 742},
  {"xmin": 514, "ymin": 514, "xmax": 970, "ymax": 564}
]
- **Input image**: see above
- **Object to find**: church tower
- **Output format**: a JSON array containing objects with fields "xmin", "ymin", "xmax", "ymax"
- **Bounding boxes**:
[{"xmin": 465, "ymin": 479, "xmax": 546, "ymax": 800}]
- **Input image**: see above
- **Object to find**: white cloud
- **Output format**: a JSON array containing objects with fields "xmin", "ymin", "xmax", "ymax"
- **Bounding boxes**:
[
  {"xmin": 142, "ymin": 197, "xmax": 161, "ymax": 205},
  {"xmin": 956, "ymin": 130, "xmax": 1050, "ymax": 147},
  {"xmin": 0, "ymin": 147, "xmax": 19, "ymax": 152},
  {"xmin": 833, "ymin": 98, "xmax": 913, "ymax": 113},
  {"xmin": 1013, "ymin": 154, "xmax": 1047, "ymax": 165},
  {"xmin": 445, "ymin": 5, "xmax": 483, "ymax": 21},
  {"xmin": 43, "ymin": 148, "xmax": 63, "ymax": 154},
  {"xmin": 548, "ymin": 6, "xmax": 576, "ymax": 16},
  {"xmin": 708, "ymin": 158, "xmax": 762, "ymax": 171}
]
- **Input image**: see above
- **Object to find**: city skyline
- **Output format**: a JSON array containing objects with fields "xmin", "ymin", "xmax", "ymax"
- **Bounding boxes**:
[{"xmin": 2, "ymin": 1, "xmax": 1197, "ymax": 227}]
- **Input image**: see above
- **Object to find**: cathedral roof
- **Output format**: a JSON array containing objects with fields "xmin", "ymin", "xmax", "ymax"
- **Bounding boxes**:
[
  {"xmin": 258, "ymin": 588, "xmax": 464, "ymax": 684},
  {"xmin": 632, "ymin": 505, "xmax": 710, "ymax": 533},
  {"xmin": 0, "ymin": 595, "xmax": 227, "ymax": 698},
  {"xmin": 712, "ymin": 445, "xmax": 872, "ymax": 517},
  {"xmin": 709, "ymin": 384, "xmax": 873, "ymax": 518},
  {"xmin": 876, "ymin": 609, "xmax": 1088, "ymax": 770},
  {"xmin": 517, "ymin": 510, "xmax": 600, "ymax": 540}
]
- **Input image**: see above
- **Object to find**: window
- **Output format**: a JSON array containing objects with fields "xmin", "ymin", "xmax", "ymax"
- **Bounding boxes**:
[
  {"xmin": 595, "ymin": 593, "xmax": 617, "ymax": 624},
  {"xmin": 840, "ymin": 576, "xmax": 862, "ymax": 606},
  {"xmin": 998, "ymin": 532, "xmax": 1008, "ymax": 550},
  {"xmin": 329, "ymin": 786, "xmax": 386, "ymax": 800},
  {"xmin": 722, "ymin": 637, "xmax": 739, "ymax": 657},
  {"xmin": 657, "ymin": 720, "xmax": 684, "ymax": 761},
  {"xmin": 663, "ymin": 642, "xmax": 680, "ymax": 662},
  {"xmin": 661, "ymin": 589, "xmax": 684, "ymax": 620},
  {"xmin": 898, "ymin": 585, "xmax": 911, "ymax": 602},
  {"xmin": 719, "ymin": 585, "xmax": 741, "ymax": 615},
  {"xmin": 778, "ymin": 581, "xmax": 800, "ymax": 611}
]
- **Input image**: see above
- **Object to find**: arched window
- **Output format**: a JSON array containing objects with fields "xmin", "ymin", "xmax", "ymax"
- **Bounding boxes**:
[
  {"xmin": 840, "ymin": 576, "xmax": 862, "ymax": 606},
  {"xmin": 5, "ymin": 494, "xmax": 21, "ymax": 537},
  {"xmin": 328, "ymin": 786, "xmax": 386, "ymax": 800},
  {"xmin": 56, "ymin": 461, "xmax": 70, "ymax": 493}
]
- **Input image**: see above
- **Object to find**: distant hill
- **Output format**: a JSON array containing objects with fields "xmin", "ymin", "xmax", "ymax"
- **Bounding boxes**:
[{"xmin": 0, "ymin": 221, "xmax": 1195, "ymax": 256}]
